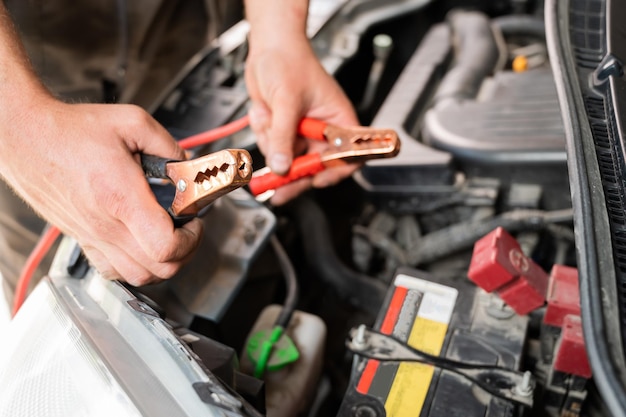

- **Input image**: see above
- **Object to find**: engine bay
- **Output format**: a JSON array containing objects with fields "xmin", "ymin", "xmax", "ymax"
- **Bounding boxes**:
[{"xmin": 39, "ymin": 1, "xmax": 602, "ymax": 416}]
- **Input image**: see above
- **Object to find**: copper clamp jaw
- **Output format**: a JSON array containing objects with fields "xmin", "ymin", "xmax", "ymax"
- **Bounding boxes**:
[
  {"xmin": 318, "ymin": 125, "xmax": 400, "ymax": 166},
  {"xmin": 141, "ymin": 149, "xmax": 252, "ymax": 219}
]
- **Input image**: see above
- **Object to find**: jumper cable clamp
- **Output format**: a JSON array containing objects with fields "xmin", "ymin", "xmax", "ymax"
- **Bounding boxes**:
[
  {"xmin": 248, "ymin": 119, "xmax": 400, "ymax": 196},
  {"xmin": 141, "ymin": 149, "xmax": 252, "ymax": 223}
]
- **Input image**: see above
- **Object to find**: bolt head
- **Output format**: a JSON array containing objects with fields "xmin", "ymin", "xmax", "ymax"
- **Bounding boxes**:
[
  {"xmin": 514, "ymin": 371, "xmax": 534, "ymax": 397},
  {"xmin": 373, "ymin": 34, "xmax": 393, "ymax": 49},
  {"xmin": 352, "ymin": 405, "xmax": 377, "ymax": 417}
]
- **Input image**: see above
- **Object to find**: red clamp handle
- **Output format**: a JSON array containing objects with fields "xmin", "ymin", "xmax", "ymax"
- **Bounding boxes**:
[
  {"xmin": 249, "ymin": 153, "xmax": 325, "ymax": 196},
  {"xmin": 297, "ymin": 118, "xmax": 327, "ymax": 141}
]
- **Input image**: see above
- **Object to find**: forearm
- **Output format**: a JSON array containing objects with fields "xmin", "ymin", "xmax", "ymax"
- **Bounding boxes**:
[
  {"xmin": 0, "ymin": 3, "xmax": 52, "ymax": 168},
  {"xmin": 0, "ymin": 4, "xmax": 48, "ymax": 104},
  {"xmin": 244, "ymin": 0, "xmax": 309, "ymax": 49}
]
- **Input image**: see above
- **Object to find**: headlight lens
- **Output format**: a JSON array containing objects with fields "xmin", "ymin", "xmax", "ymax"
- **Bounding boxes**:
[
  {"xmin": 0, "ymin": 237, "xmax": 245, "ymax": 417},
  {"xmin": 0, "ymin": 280, "xmax": 141, "ymax": 417}
]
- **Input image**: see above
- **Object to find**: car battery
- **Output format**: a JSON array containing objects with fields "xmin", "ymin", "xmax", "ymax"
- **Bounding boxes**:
[{"xmin": 338, "ymin": 267, "xmax": 529, "ymax": 417}]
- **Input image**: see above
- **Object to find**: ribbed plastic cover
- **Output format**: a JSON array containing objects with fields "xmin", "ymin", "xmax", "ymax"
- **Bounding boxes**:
[{"xmin": 424, "ymin": 69, "xmax": 566, "ymax": 164}]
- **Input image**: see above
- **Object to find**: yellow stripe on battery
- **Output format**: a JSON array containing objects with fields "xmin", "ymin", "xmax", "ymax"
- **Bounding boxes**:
[
  {"xmin": 384, "ymin": 275, "xmax": 458, "ymax": 417},
  {"xmin": 384, "ymin": 317, "xmax": 449, "ymax": 416}
]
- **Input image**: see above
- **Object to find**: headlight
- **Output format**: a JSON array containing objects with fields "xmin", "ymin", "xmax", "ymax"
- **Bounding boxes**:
[
  {"xmin": 0, "ymin": 238, "xmax": 247, "ymax": 417},
  {"xmin": 0, "ymin": 279, "xmax": 141, "ymax": 417}
]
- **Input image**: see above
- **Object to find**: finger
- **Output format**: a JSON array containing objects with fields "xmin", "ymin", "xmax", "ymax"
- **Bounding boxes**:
[
  {"xmin": 270, "ymin": 177, "xmax": 313, "ymax": 206},
  {"xmin": 312, "ymin": 163, "xmax": 360, "ymax": 189},
  {"xmin": 116, "ymin": 104, "xmax": 185, "ymax": 161},
  {"xmin": 97, "ymin": 239, "xmax": 177, "ymax": 286},
  {"xmin": 249, "ymin": 102, "xmax": 271, "ymax": 156},
  {"xmin": 248, "ymin": 101, "xmax": 271, "ymax": 135},
  {"xmin": 176, "ymin": 218, "xmax": 205, "ymax": 259},
  {"xmin": 97, "ymin": 140, "xmax": 204, "ymax": 265},
  {"xmin": 266, "ymin": 90, "xmax": 303, "ymax": 175},
  {"xmin": 82, "ymin": 246, "xmax": 122, "ymax": 281},
  {"xmin": 87, "ymin": 220, "xmax": 193, "ymax": 286},
  {"xmin": 133, "ymin": 208, "xmax": 203, "ymax": 265},
  {"xmin": 112, "ymin": 174, "xmax": 204, "ymax": 265}
]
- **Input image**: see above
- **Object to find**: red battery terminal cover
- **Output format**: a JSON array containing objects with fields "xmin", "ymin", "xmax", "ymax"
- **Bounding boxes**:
[
  {"xmin": 553, "ymin": 315, "xmax": 592, "ymax": 378},
  {"xmin": 544, "ymin": 265, "xmax": 581, "ymax": 328},
  {"xmin": 468, "ymin": 227, "xmax": 549, "ymax": 315}
]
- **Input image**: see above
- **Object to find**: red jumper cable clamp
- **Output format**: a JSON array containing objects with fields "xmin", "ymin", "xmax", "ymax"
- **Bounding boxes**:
[{"xmin": 248, "ymin": 119, "xmax": 400, "ymax": 196}]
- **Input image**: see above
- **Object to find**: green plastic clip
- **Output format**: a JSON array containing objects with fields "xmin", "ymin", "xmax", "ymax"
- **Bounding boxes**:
[{"xmin": 246, "ymin": 326, "xmax": 300, "ymax": 378}]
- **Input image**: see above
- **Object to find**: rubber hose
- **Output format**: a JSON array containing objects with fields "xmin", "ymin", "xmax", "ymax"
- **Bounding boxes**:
[
  {"xmin": 434, "ymin": 10, "xmax": 500, "ymax": 103},
  {"xmin": 270, "ymin": 234, "xmax": 299, "ymax": 328},
  {"xmin": 290, "ymin": 197, "xmax": 386, "ymax": 315},
  {"xmin": 408, "ymin": 209, "xmax": 573, "ymax": 265},
  {"xmin": 492, "ymin": 15, "xmax": 545, "ymax": 39}
]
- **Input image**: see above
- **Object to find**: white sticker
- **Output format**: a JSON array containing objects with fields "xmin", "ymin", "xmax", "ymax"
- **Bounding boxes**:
[{"xmin": 394, "ymin": 274, "xmax": 458, "ymax": 324}]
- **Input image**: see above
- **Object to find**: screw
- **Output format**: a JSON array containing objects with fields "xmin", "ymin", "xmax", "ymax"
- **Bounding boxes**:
[
  {"xmin": 486, "ymin": 294, "xmax": 515, "ymax": 320},
  {"xmin": 353, "ymin": 324, "xmax": 368, "ymax": 350},
  {"xmin": 373, "ymin": 34, "xmax": 393, "ymax": 61},
  {"xmin": 210, "ymin": 392, "xmax": 241, "ymax": 409},
  {"xmin": 238, "ymin": 152, "xmax": 252, "ymax": 177},
  {"xmin": 515, "ymin": 371, "xmax": 533, "ymax": 397},
  {"xmin": 244, "ymin": 228, "xmax": 257, "ymax": 245},
  {"xmin": 352, "ymin": 404, "xmax": 377, "ymax": 417},
  {"xmin": 177, "ymin": 179, "xmax": 187, "ymax": 192},
  {"xmin": 253, "ymin": 215, "xmax": 266, "ymax": 230}
]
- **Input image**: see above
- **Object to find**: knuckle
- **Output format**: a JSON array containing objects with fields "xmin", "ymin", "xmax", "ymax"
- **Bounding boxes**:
[
  {"xmin": 122, "ymin": 105, "xmax": 150, "ymax": 129},
  {"xmin": 104, "ymin": 189, "xmax": 130, "ymax": 221},
  {"xmin": 124, "ymin": 269, "xmax": 154, "ymax": 287},
  {"xmin": 151, "ymin": 241, "xmax": 180, "ymax": 264},
  {"xmin": 85, "ymin": 174, "xmax": 129, "ymax": 221},
  {"xmin": 154, "ymin": 262, "xmax": 180, "ymax": 280},
  {"xmin": 100, "ymin": 270, "xmax": 121, "ymax": 281}
]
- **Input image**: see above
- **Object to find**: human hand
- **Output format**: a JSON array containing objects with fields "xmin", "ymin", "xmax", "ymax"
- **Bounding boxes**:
[
  {"xmin": 245, "ymin": 37, "xmax": 359, "ymax": 205},
  {"xmin": 0, "ymin": 97, "xmax": 203, "ymax": 286}
]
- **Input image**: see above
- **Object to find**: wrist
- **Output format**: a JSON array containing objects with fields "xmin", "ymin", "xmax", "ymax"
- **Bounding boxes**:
[{"xmin": 246, "ymin": 0, "xmax": 309, "ymax": 50}]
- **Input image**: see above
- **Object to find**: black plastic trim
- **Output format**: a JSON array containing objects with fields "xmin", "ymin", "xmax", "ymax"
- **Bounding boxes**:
[{"xmin": 546, "ymin": 0, "xmax": 626, "ymax": 414}]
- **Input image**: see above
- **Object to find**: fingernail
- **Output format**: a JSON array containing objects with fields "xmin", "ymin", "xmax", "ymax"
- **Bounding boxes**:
[{"xmin": 270, "ymin": 153, "xmax": 291, "ymax": 175}]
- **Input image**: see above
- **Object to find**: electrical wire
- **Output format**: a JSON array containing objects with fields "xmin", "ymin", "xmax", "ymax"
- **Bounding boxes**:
[
  {"xmin": 269, "ymin": 234, "xmax": 299, "ymax": 329},
  {"xmin": 251, "ymin": 235, "xmax": 299, "ymax": 378},
  {"xmin": 178, "ymin": 115, "xmax": 250, "ymax": 149},
  {"xmin": 11, "ymin": 225, "xmax": 62, "ymax": 316},
  {"xmin": 12, "ymin": 114, "xmax": 251, "ymax": 316},
  {"xmin": 349, "ymin": 328, "xmax": 533, "ymax": 407}
]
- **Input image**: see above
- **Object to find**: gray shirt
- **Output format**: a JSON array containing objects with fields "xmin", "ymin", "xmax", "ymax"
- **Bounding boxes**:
[{"xmin": 4, "ymin": 0, "xmax": 215, "ymax": 106}]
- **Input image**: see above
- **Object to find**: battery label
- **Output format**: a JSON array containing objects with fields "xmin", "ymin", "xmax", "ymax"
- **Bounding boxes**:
[{"xmin": 356, "ymin": 273, "xmax": 458, "ymax": 417}]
